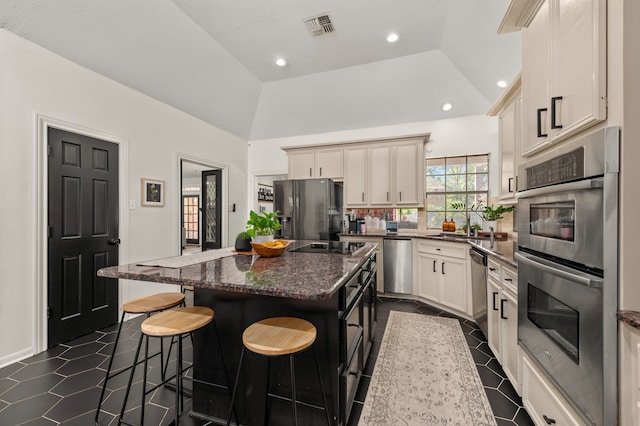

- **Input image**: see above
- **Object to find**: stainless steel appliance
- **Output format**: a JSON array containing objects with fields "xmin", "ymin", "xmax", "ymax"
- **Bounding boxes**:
[
  {"xmin": 469, "ymin": 247, "xmax": 488, "ymax": 338},
  {"xmin": 383, "ymin": 238, "xmax": 412, "ymax": 294},
  {"xmin": 274, "ymin": 179, "xmax": 343, "ymax": 241},
  {"xmin": 516, "ymin": 127, "xmax": 619, "ymax": 426}
]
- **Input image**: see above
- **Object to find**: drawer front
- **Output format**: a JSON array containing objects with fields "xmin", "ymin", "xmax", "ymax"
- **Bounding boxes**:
[
  {"xmin": 487, "ymin": 258, "xmax": 501, "ymax": 282},
  {"xmin": 416, "ymin": 240, "xmax": 467, "ymax": 259},
  {"xmin": 522, "ymin": 357, "xmax": 584, "ymax": 426},
  {"xmin": 502, "ymin": 267, "xmax": 517, "ymax": 294},
  {"xmin": 341, "ymin": 335, "xmax": 362, "ymax": 424}
]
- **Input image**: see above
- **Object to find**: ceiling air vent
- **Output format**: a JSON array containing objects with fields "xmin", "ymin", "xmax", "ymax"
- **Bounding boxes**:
[{"xmin": 304, "ymin": 14, "xmax": 335, "ymax": 36}]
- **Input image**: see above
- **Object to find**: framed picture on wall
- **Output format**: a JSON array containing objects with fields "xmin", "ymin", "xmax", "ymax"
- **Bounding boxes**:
[{"xmin": 141, "ymin": 178, "xmax": 165, "ymax": 207}]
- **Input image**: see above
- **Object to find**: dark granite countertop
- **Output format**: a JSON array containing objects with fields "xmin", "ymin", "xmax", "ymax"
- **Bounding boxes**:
[
  {"xmin": 97, "ymin": 240, "xmax": 377, "ymax": 301},
  {"xmin": 618, "ymin": 311, "xmax": 640, "ymax": 330},
  {"xmin": 339, "ymin": 232, "xmax": 518, "ymax": 267}
]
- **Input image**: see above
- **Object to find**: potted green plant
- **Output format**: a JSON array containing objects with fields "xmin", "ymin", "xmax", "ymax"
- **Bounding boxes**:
[
  {"xmin": 246, "ymin": 210, "xmax": 282, "ymax": 243},
  {"xmin": 234, "ymin": 231, "xmax": 252, "ymax": 252},
  {"xmin": 451, "ymin": 201, "xmax": 515, "ymax": 232}
]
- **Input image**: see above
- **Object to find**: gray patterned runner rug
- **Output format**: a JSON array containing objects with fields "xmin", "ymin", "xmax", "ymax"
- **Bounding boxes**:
[{"xmin": 359, "ymin": 311, "xmax": 496, "ymax": 426}]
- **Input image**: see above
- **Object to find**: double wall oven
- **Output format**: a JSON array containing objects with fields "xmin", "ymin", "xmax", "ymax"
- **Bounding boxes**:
[{"xmin": 516, "ymin": 127, "xmax": 619, "ymax": 426}]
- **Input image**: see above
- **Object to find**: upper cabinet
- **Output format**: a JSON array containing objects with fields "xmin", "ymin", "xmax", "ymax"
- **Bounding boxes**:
[
  {"xmin": 287, "ymin": 147, "xmax": 344, "ymax": 179},
  {"xmin": 520, "ymin": 0, "xmax": 606, "ymax": 157},
  {"xmin": 283, "ymin": 134, "xmax": 428, "ymax": 208},
  {"xmin": 489, "ymin": 74, "xmax": 522, "ymax": 202}
]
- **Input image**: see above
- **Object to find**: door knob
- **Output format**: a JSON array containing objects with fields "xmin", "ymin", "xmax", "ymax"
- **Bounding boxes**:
[{"xmin": 107, "ymin": 238, "xmax": 121, "ymax": 246}]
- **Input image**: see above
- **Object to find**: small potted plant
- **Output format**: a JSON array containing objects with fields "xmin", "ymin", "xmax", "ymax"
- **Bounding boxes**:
[
  {"xmin": 479, "ymin": 204, "xmax": 515, "ymax": 232},
  {"xmin": 246, "ymin": 210, "xmax": 282, "ymax": 243},
  {"xmin": 234, "ymin": 231, "xmax": 252, "ymax": 252}
]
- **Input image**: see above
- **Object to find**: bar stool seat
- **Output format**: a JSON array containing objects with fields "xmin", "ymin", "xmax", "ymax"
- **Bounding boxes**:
[
  {"xmin": 96, "ymin": 292, "xmax": 185, "ymax": 425},
  {"xmin": 227, "ymin": 317, "xmax": 331, "ymax": 426},
  {"xmin": 141, "ymin": 306, "xmax": 213, "ymax": 337}
]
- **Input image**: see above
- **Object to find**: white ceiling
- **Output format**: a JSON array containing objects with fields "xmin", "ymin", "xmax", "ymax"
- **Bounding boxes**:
[{"xmin": 0, "ymin": 0, "xmax": 521, "ymax": 140}]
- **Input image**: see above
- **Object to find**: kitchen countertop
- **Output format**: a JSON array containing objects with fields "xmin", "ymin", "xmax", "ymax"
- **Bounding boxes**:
[
  {"xmin": 97, "ymin": 240, "xmax": 377, "ymax": 300},
  {"xmin": 618, "ymin": 311, "xmax": 640, "ymax": 331},
  {"xmin": 338, "ymin": 231, "xmax": 518, "ymax": 267}
]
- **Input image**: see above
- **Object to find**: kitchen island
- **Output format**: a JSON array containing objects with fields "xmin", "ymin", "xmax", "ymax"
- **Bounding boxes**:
[{"xmin": 97, "ymin": 240, "xmax": 377, "ymax": 425}]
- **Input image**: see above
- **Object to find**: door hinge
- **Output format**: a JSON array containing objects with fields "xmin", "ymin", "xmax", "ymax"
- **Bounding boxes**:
[
  {"xmin": 48, "ymin": 226, "xmax": 53, "ymax": 238},
  {"xmin": 48, "ymin": 145, "xmax": 53, "ymax": 156},
  {"xmin": 47, "ymin": 307, "xmax": 51, "ymax": 319}
]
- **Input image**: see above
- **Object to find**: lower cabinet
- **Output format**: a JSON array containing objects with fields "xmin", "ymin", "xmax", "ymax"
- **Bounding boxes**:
[
  {"xmin": 413, "ymin": 240, "xmax": 470, "ymax": 316},
  {"xmin": 486, "ymin": 258, "xmax": 520, "ymax": 393},
  {"xmin": 620, "ymin": 322, "xmax": 640, "ymax": 426},
  {"xmin": 522, "ymin": 356, "xmax": 585, "ymax": 426}
]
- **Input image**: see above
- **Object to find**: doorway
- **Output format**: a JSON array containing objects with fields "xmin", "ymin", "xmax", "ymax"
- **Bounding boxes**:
[
  {"xmin": 180, "ymin": 159, "xmax": 225, "ymax": 254},
  {"xmin": 47, "ymin": 128, "xmax": 119, "ymax": 346}
]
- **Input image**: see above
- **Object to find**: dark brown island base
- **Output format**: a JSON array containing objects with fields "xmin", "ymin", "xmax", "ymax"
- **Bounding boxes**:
[{"xmin": 98, "ymin": 240, "xmax": 378, "ymax": 425}]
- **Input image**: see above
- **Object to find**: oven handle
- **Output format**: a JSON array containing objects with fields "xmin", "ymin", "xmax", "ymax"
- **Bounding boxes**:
[
  {"xmin": 514, "ymin": 252, "xmax": 603, "ymax": 288},
  {"xmin": 516, "ymin": 177, "xmax": 603, "ymax": 199}
]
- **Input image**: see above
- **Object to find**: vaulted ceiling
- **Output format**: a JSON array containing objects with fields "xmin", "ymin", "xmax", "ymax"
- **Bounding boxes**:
[{"xmin": 0, "ymin": 0, "xmax": 521, "ymax": 140}]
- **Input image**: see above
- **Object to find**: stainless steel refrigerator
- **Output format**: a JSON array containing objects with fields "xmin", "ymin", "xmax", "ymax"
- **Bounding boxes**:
[{"xmin": 273, "ymin": 179, "xmax": 343, "ymax": 241}]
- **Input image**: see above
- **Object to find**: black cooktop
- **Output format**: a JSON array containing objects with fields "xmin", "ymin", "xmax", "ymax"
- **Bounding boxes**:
[{"xmin": 291, "ymin": 241, "xmax": 366, "ymax": 255}]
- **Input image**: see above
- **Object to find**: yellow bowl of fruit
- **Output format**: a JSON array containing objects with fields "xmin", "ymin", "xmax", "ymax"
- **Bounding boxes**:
[{"xmin": 250, "ymin": 240, "xmax": 291, "ymax": 257}]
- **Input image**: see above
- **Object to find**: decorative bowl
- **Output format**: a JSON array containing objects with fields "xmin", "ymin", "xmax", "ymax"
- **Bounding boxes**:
[{"xmin": 250, "ymin": 240, "xmax": 291, "ymax": 257}]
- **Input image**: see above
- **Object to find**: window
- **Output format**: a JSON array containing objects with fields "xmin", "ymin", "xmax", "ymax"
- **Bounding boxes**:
[
  {"xmin": 183, "ymin": 195, "xmax": 199, "ymax": 243},
  {"xmin": 425, "ymin": 154, "xmax": 489, "ymax": 229}
]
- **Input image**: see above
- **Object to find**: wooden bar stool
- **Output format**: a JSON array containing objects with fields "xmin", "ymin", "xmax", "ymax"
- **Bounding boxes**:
[
  {"xmin": 119, "ymin": 306, "xmax": 235, "ymax": 426},
  {"xmin": 95, "ymin": 292, "xmax": 185, "ymax": 425},
  {"xmin": 226, "ymin": 317, "xmax": 331, "ymax": 426}
]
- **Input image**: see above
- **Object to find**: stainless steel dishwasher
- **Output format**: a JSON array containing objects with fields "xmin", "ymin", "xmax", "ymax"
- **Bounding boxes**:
[
  {"xmin": 469, "ymin": 247, "xmax": 488, "ymax": 338},
  {"xmin": 383, "ymin": 238, "xmax": 412, "ymax": 294}
]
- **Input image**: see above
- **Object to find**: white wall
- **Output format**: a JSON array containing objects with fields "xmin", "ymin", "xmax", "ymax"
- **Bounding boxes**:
[
  {"xmin": 248, "ymin": 114, "xmax": 499, "ymax": 198},
  {"xmin": 0, "ymin": 30, "xmax": 248, "ymax": 365}
]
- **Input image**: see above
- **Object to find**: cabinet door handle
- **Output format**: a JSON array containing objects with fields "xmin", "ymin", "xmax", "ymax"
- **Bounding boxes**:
[
  {"xmin": 551, "ymin": 96, "xmax": 563, "ymax": 129},
  {"xmin": 441, "ymin": 262, "xmax": 445, "ymax": 275},
  {"xmin": 508, "ymin": 177, "xmax": 514, "ymax": 193},
  {"xmin": 309, "ymin": 167, "xmax": 312, "ymax": 177},
  {"xmin": 504, "ymin": 278, "xmax": 513, "ymax": 282},
  {"xmin": 489, "ymin": 267, "xmax": 496, "ymax": 272},
  {"xmin": 399, "ymin": 191, "xmax": 402, "ymax": 202},
  {"xmin": 319, "ymin": 167, "xmax": 322, "ymax": 176},
  {"xmin": 543, "ymin": 415, "xmax": 556, "ymax": 424},
  {"xmin": 362, "ymin": 192, "xmax": 364, "ymax": 202},
  {"xmin": 537, "ymin": 108, "xmax": 548, "ymax": 137},
  {"xmin": 500, "ymin": 299, "xmax": 508, "ymax": 319},
  {"xmin": 433, "ymin": 260, "xmax": 436, "ymax": 273},
  {"xmin": 386, "ymin": 191, "xmax": 389, "ymax": 202},
  {"xmin": 492, "ymin": 292, "xmax": 498, "ymax": 311}
]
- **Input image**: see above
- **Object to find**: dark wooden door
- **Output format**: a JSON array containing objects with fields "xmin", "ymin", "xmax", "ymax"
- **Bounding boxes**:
[
  {"xmin": 48, "ymin": 128, "xmax": 119, "ymax": 346},
  {"xmin": 201, "ymin": 170, "xmax": 222, "ymax": 251}
]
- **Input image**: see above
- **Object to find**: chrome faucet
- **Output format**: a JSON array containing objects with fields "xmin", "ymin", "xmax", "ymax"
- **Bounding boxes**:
[
  {"xmin": 466, "ymin": 216, "xmax": 471, "ymax": 237},
  {"xmin": 489, "ymin": 226, "xmax": 495, "ymax": 248}
]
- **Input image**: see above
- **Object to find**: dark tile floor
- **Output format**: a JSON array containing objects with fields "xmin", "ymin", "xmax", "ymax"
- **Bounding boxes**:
[{"xmin": 0, "ymin": 296, "xmax": 533, "ymax": 425}]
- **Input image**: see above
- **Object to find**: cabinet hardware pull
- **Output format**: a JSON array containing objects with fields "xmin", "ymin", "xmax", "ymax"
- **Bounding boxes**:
[
  {"xmin": 433, "ymin": 260, "xmax": 436, "ymax": 273},
  {"xmin": 387, "ymin": 191, "xmax": 389, "ymax": 201},
  {"xmin": 319, "ymin": 167, "xmax": 322, "ymax": 176},
  {"xmin": 489, "ymin": 267, "xmax": 496, "ymax": 272},
  {"xmin": 399, "ymin": 191, "xmax": 402, "ymax": 201},
  {"xmin": 441, "ymin": 262, "xmax": 445, "ymax": 275},
  {"xmin": 492, "ymin": 292, "xmax": 498, "ymax": 310},
  {"xmin": 551, "ymin": 96, "xmax": 563, "ymax": 129},
  {"xmin": 362, "ymin": 192, "xmax": 364, "ymax": 202},
  {"xmin": 543, "ymin": 415, "xmax": 556, "ymax": 424},
  {"xmin": 537, "ymin": 108, "xmax": 548, "ymax": 137},
  {"xmin": 436, "ymin": 248, "xmax": 441, "ymax": 251},
  {"xmin": 500, "ymin": 299, "xmax": 508, "ymax": 319},
  {"xmin": 309, "ymin": 167, "xmax": 312, "ymax": 177},
  {"xmin": 508, "ymin": 177, "xmax": 514, "ymax": 193},
  {"xmin": 504, "ymin": 278, "xmax": 513, "ymax": 282}
]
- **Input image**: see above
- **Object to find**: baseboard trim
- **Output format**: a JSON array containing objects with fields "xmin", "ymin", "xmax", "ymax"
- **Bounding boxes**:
[{"xmin": 0, "ymin": 347, "xmax": 33, "ymax": 369}]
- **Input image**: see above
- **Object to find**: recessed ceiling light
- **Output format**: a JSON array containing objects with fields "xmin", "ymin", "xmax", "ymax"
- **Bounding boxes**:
[
  {"xmin": 387, "ymin": 33, "xmax": 399, "ymax": 43},
  {"xmin": 275, "ymin": 58, "xmax": 286, "ymax": 67},
  {"xmin": 441, "ymin": 103, "xmax": 453, "ymax": 112},
  {"xmin": 496, "ymin": 80, "xmax": 508, "ymax": 88}
]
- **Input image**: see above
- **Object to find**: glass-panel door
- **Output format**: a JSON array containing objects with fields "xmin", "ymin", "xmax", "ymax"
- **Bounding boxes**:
[
  {"xmin": 182, "ymin": 195, "xmax": 199, "ymax": 244},
  {"xmin": 201, "ymin": 169, "xmax": 222, "ymax": 251}
]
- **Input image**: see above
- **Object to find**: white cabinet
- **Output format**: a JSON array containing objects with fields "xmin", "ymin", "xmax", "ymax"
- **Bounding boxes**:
[
  {"xmin": 413, "ymin": 240, "xmax": 470, "ymax": 315},
  {"xmin": 486, "ymin": 258, "xmax": 520, "ymax": 393},
  {"xmin": 521, "ymin": 0, "xmax": 606, "ymax": 157},
  {"xmin": 344, "ymin": 146, "xmax": 368, "ymax": 206},
  {"xmin": 287, "ymin": 147, "xmax": 344, "ymax": 179},
  {"xmin": 620, "ymin": 322, "xmax": 640, "ymax": 426},
  {"xmin": 368, "ymin": 139, "xmax": 424, "ymax": 207},
  {"xmin": 522, "ymin": 356, "xmax": 585, "ymax": 426}
]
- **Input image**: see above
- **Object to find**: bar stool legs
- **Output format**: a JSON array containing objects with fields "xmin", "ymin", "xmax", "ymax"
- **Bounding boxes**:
[{"xmin": 226, "ymin": 317, "xmax": 332, "ymax": 426}]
